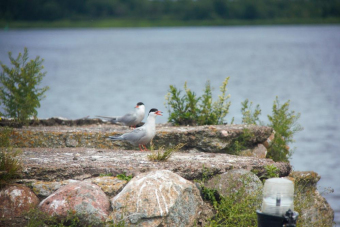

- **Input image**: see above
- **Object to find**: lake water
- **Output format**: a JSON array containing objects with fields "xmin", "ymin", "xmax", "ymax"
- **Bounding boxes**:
[{"xmin": 1, "ymin": 25, "xmax": 340, "ymax": 225}]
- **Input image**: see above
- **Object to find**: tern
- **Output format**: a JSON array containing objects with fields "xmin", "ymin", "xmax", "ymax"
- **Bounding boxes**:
[
  {"xmin": 97, "ymin": 102, "xmax": 145, "ymax": 127},
  {"xmin": 108, "ymin": 108, "xmax": 162, "ymax": 151}
]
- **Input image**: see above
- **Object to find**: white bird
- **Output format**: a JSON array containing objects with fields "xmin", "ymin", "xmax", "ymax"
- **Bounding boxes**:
[
  {"xmin": 96, "ymin": 102, "xmax": 145, "ymax": 127},
  {"xmin": 108, "ymin": 108, "xmax": 162, "ymax": 151}
]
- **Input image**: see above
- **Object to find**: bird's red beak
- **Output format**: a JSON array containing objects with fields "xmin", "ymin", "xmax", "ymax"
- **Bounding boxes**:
[{"xmin": 156, "ymin": 111, "xmax": 162, "ymax": 116}]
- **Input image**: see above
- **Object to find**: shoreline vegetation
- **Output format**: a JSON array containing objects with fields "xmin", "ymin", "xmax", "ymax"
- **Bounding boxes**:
[
  {"xmin": 1, "ymin": 17, "xmax": 340, "ymax": 29},
  {"xmin": 2, "ymin": 0, "xmax": 339, "ymax": 29}
]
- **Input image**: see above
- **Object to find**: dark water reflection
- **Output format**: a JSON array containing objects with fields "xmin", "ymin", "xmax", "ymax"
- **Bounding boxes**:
[{"xmin": 1, "ymin": 25, "xmax": 339, "ymax": 224}]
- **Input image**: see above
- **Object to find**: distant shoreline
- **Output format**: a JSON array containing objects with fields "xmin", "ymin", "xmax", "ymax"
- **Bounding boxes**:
[{"xmin": 1, "ymin": 18, "xmax": 340, "ymax": 29}]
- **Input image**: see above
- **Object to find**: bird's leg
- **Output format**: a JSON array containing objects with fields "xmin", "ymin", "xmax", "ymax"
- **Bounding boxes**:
[
  {"xmin": 138, "ymin": 144, "xmax": 144, "ymax": 151},
  {"xmin": 142, "ymin": 144, "xmax": 149, "ymax": 151}
]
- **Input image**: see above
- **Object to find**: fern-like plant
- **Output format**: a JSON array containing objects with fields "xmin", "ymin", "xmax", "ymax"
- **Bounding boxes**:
[{"xmin": 0, "ymin": 47, "xmax": 49, "ymax": 124}]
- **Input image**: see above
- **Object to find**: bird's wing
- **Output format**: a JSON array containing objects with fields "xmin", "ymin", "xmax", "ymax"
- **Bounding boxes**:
[
  {"xmin": 119, "ymin": 112, "xmax": 137, "ymax": 125},
  {"xmin": 123, "ymin": 127, "xmax": 147, "ymax": 144}
]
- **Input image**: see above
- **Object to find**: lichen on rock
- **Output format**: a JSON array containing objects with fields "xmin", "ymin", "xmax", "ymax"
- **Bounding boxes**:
[{"xmin": 108, "ymin": 170, "xmax": 203, "ymax": 226}]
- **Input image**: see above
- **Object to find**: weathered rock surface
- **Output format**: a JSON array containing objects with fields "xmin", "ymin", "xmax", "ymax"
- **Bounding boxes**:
[
  {"xmin": 39, "ymin": 181, "xmax": 110, "ymax": 226},
  {"xmin": 0, "ymin": 117, "xmax": 106, "ymax": 128},
  {"xmin": 205, "ymin": 169, "xmax": 263, "ymax": 198},
  {"xmin": 28, "ymin": 179, "xmax": 80, "ymax": 198},
  {"xmin": 289, "ymin": 171, "xmax": 334, "ymax": 226},
  {"xmin": 19, "ymin": 177, "xmax": 127, "ymax": 199},
  {"xmin": 239, "ymin": 144, "xmax": 267, "ymax": 159},
  {"xmin": 8, "ymin": 124, "xmax": 273, "ymax": 153},
  {"xmin": 19, "ymin": 148, "xmax": 291, "ymax": 182},
  {"xmin": 0, "ymin": 184, "xmax": 39, "ymax": 218},
  {"xmin": 108, "ymin": 170, "xmax": 203, "ymax": 227},
  {"xmin": 84, "ymin": 176, "xmax": 128, "ymax": 197}
]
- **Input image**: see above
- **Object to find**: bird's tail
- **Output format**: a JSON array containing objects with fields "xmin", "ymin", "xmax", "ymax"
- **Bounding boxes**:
[
  {"xmin": 96, "ymin": 115, "xmax": 118, "ymax": 124},
  {"xmin": 108, "ymin": 135, "xmax": 124, "ymax": 141}
]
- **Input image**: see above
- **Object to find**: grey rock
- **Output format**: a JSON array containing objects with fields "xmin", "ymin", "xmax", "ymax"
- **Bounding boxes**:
[
  {"xmin": 205, "ymin": 169, "xmax": 263, "ymax": 198},
  {"xmin": 107, "ymin": 170, "xmax": 203, "ymax": 227},
  {"xmin": 10, "ymin": 124, "xmax": 273, "ymax": 153},
  {"xmin": 289, "ymin": 171, "xmax": 334, "ymax": 226},
  {"xmin": 19, "ymin": 148, "xmax": 292, "ymax": 182},
  {"xmin": 65, "ymin": 137, "xmax": 78, "ymax": 147}
]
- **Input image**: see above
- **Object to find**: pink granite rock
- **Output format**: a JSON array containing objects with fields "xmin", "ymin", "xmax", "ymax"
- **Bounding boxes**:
[
  {"xmin": 0, "ymin": 184, "xmax": 39, "ymax": 218},
  {"xmin": 39, "ymin": 181, "xmax": 110, "ymax": 226},
  {"xmin": 108, "ymin": 170, "xmax": 203, "ymax": 226}
]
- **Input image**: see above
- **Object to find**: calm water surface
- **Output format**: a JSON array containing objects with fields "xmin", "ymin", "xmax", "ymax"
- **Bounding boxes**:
[{"xmin": 1, "ymin": 25, "xmax": 340, "ymax": 224}]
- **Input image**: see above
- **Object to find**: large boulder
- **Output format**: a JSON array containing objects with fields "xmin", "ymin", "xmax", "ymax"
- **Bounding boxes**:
[
  {"xmin": 39, "ymin": 181, "xmax": 110, "ymax": 226},
  {"xmin": 0, "ymin": 184, "xmax": 39, "ymax": 218},
  {"xmin": 108, "ymin": 170, "xmax": 203, "ymax": 226},
  {"xmin": 30, "ymin": 179, "xmax": 79, "ymax": 198},
  {"xmin": 204, "ymin": 169, "xmax": 263, "ymax": 198},
  {"xmin": 289, "ymin": 171, "xmax": 334, "ymax": 226}
]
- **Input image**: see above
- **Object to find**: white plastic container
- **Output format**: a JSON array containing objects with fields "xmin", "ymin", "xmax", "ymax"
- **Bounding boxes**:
[{"xmin": 261, "ymin": 178, "xmax": 294, "ymax": 216}]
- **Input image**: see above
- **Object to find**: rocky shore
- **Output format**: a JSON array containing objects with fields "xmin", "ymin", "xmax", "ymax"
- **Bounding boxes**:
[{"xmin": 0, "ymin": 119, "xmax": 334, "ymax": 226}]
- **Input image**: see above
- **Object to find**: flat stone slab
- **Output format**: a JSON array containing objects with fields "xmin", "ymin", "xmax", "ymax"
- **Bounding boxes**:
[
  {"xmin": 9, "ymin": 123, "xmax": 273, "ymax": 153},
  {"xmin": 20, "ymin": 148, "xmax": 291, "ymax": 181}
]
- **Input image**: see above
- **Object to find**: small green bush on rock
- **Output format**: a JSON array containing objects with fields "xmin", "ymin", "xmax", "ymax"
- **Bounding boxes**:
[
  {"xmin": 165, "ymin": 77, "xmax": 231, "ymax": 125},
  {"xmin": 267, "ymin": 97, "xmax": 303, "ymax": 162},
  {"xmin": 199, "ymin": 173, "xmax": 261, "ymax": 226},
  {"xmin": 241, "ymin": 97, "xmax": 303, "ymax": 162}
]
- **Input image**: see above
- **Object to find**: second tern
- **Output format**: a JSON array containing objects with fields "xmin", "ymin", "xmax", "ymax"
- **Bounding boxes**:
[{"xmin": 108, "ymin": 108, "xmax": 162, "ymax": 151}]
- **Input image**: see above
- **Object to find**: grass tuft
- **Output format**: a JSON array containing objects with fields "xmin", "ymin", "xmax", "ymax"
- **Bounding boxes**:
[
  {"xmin": 147, "ymin": 143, "xmax": 185, "ymax": 162},
  {"xmin": 0, "ymin": 127, "xmax": 22, "ymax": 189}
]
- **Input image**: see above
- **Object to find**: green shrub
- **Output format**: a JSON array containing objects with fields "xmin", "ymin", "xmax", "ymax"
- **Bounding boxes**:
[
  {"xmin": 195, "ymin": 167, "xmax": 261, "ymax": 226},
  {"xmin": 165, "ymin": 77, "xmax": 231, "ymax": 125},
  {"xmin": 241, "ymin": 99, "xmax": 262, "ymax": 125},
  {"xmin": 198, "ymin": 175, "xmax": 261, "ymax": 226},
  {"xmin": 0, "ymin": 47, "xmax": 49, "ymax": 124},
  {"xmin": 267, "ymin": 97, "xmax": 303, "ymax": 162},
  {"xmin": 257, "ymin": 164, "xmax": 280, "ymax": 182},
  {"xmin": 207, "ymin": 190, "xmax": 260, "ymax": 227},
  {"xmin": 240, "ymin": 97, "xmax": 303, "ymax": 162},
  {"xmin": 225, "ymin": 128, "xmax": 255, "ymax": 155}
]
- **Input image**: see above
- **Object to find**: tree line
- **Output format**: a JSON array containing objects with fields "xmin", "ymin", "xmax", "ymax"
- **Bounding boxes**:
[{"xmin": 1, "ymin": 0, "xmax": 340, "ymax": 22}]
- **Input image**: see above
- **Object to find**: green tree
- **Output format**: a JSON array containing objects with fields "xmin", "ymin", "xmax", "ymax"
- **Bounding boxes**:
[{"xmin": 0, "ymin": 47, "xmax": 49, "ymax": 124}]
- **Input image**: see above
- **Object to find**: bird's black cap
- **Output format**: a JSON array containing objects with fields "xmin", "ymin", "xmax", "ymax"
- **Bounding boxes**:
[
  {"xmin": 149, "ymin": 108, "xmax": 158, "ymax": 113},
  {"xmin": 137, "ymin": 102, "xmax": 144, "ymax": 106}
]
